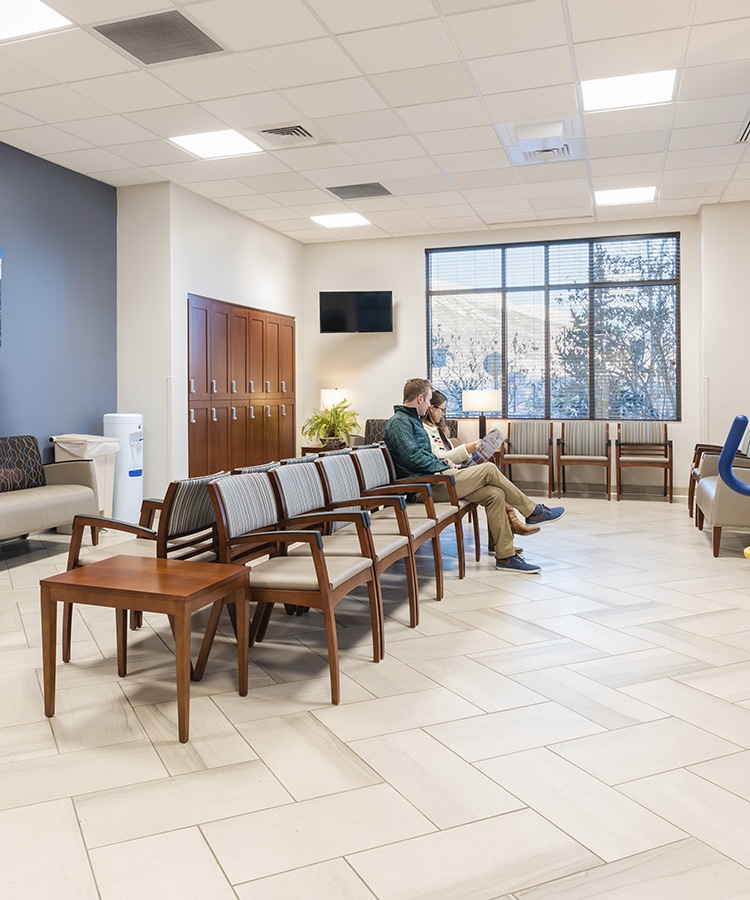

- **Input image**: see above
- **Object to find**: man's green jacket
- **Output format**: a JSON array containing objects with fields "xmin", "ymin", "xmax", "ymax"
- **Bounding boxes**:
[{"xmin": 383, "ymin": 405, "xmax": 451, "ymax": 480}]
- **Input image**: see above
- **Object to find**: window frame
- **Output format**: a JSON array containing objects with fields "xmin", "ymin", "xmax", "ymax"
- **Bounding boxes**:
[{"xmin": 425, "ymin": 232, "xmax": 681, "ymax": 422}]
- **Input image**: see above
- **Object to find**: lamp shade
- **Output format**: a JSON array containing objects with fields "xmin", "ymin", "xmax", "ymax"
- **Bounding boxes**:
[
  {"xmin": 320, "ymin": 388, "xmax": 348, "ymax": 408},
  {"xmin": 461, "ymin": 389, "xmax": 501, "ymax": 412}
]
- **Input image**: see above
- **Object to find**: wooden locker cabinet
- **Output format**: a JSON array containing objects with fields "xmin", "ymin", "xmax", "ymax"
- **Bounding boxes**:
[{"xmin": 188, "ymin": 295, "xmax": 295, "ymax": 476}]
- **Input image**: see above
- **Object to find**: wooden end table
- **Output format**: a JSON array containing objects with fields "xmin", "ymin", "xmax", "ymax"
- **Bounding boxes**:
[{"xmin": 40, "ymin": 555, "xmax": 250, "ymax": 743}]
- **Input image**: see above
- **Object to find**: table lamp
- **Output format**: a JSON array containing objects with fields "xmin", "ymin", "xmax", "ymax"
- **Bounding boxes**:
[
  {"xmin": 320, "ymin": 388, "xmax": 348, "ymax": 409},
  {"xmin": 462, "ymin": 389, "xmax": 501, "ymax": 439}
]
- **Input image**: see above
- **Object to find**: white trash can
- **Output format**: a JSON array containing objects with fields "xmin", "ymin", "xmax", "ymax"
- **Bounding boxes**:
[
  {"xmin": 104, "ymin": 413, "xmax": 143, "ymax": 524},
  {"xmin": 50, "ymin": 433, "xmax": 120, "ymax": 518}
]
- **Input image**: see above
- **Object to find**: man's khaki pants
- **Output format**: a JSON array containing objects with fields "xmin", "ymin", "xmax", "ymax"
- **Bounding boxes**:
[{"xmin": 439, "ymin": 462, "xmax": 537, "ymax": 560}]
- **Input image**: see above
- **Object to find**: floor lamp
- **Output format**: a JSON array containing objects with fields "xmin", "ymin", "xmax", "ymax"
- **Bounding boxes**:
[{"xmin": 462, "ymin": 389, "xmax": 501, "ymax": 439}]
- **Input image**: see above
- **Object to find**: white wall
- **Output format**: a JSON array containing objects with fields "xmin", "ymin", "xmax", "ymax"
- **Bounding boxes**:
[
  {"xmin": 303, "ymin": 215, "xmax": 702, "ymax": 491},
  {"xmin": 118, "ymin": 183, "xmax": 304, "ymax": 497}
]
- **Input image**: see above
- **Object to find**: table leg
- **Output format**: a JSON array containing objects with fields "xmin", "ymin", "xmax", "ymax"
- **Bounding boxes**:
[
  {"xmin": 174, "ymin": 610, "xmax": 191, "ymax": 743},
  {"xmin": 115, "ymin": 608, "xmax": 128, "ymax": 677},
  {"xmin": 40, "ymin": 585, "xmax": 57, "ymax": 717},
  {"xmin": 235, "ymin": 587, "xmax": 249, "ymax": 696}
]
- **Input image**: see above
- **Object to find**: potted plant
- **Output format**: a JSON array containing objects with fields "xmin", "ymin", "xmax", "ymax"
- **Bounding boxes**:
[{"xmin": 301, "ymin": 399, "xmax": 360, "ymax": 448}]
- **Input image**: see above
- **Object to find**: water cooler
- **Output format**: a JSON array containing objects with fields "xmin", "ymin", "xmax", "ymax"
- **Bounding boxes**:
[{"xmin": 104, "ymin": 413, "xmax": 143, "ymax": 523}]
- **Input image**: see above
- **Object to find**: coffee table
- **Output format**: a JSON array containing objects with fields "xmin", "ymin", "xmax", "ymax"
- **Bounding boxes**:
[{"xmin": 40, "ymin": 555, "xmax": 250, "ymax": 742}]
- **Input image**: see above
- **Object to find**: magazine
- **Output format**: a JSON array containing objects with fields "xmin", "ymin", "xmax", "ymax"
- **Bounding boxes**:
[{"xmin": 459, "ymin": 427, "xmax": 507, "ymax": 467}]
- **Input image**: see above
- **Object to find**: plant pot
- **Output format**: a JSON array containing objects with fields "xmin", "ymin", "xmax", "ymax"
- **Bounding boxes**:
[{"xmin": 323, "ymin": 438, "xmax": 345, "ymax": 449}]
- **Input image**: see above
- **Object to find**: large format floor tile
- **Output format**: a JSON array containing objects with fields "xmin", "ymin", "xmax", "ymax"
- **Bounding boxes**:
[{"xmin": 4, "ymin": 498, "xmax": 750, "ymax": 896}]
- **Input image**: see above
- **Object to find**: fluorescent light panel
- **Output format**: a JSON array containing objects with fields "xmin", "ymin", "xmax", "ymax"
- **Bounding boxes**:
[
  {"xmin": 0, "ymin": 0, "xmax": 71, "ymax": 41},
  {"xmin": 595, "ymin": 186, "xmax": 656, "ymax": 206},
  {"xmin": 311, "ymin": 213, "xmax": 370, "ymax": 228},
  {"xmin": 581, "ymin": 70, "xmax": 676, "ymax": 112},
  {"xmin": 169, "ymin": 130, "xmax": 263, "ymax": 159}
]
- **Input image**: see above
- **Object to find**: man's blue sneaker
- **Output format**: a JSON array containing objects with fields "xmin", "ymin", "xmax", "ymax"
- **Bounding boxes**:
[
  {"xmin": 526, "ymin": 503, "xmax": 565, "ymax": 525},
  {"xmin": 495, "ymin": 555, "xmax": 542, "ymax": 574}
]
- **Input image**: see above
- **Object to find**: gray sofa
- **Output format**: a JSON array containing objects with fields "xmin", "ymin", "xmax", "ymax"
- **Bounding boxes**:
[{"xmin": 0, "ymin": 435, "xmax": 98, "ymax": 542}]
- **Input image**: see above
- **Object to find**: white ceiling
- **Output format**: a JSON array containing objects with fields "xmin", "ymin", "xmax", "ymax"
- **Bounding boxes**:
[{"xmin": 2, "ymin": 0, "xmax": 750, "ymax": 243}]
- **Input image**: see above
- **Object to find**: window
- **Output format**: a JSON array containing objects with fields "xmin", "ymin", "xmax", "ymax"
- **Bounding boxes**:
[{"xmin": 427, "ymin": 233, "xmax": 680, "ymax": 420}]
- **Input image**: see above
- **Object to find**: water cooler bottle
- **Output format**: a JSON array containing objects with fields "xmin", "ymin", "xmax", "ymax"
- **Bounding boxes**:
[{"xmin": 104, "ymin": 413, "xmax": 143, "ymax": 523}]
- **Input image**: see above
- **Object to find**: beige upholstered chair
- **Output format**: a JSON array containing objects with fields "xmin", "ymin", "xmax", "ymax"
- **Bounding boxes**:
[
  {"xmin": 497, "ymin": 420, "xmax": 554, "ymax": 498},
  {"xmin": 557, "ymin": 421, "xmax": 611, "ymax": 500},
  {"xmin": 688, "ymin": 430, "xmax": 750, "ymax": 517},
  {"xmin": 615, "ymin": 422, "xmax": 673, "ymax": 502},
  {"xmin": 695, "ymin": 454, "xmax": 750, "ymax": 556}
]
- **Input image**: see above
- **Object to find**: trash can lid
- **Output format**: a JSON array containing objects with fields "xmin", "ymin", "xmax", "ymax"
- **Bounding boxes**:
[
  {"xmin": 50, "ymin": 434, "xmax": 120, "ymax": 455},
  {"xmin": 51, "ymin": 433, "xmax": 119, "ymax": 443}
]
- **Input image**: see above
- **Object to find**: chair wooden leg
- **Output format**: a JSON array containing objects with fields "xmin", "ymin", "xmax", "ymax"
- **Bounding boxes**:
[
  {"xmin": 322, "ymin": 603, "xmax": 340, "ymax": 705},
  {"xmin": 404, "ymin": 552, "xmax": 419, "ymax": 628},
  {"xmin": 432, "ymin": 536, "xmax": 444, "ymax": 601},
  {"xmin": 90, "ymin": 526, "xmax": 99, "ymax": 546},
  {"xmin": 688, "ymin": 477, "xmax": 696, "ymax": 516},
  {"xmin": 472, "ymin": 508, "xmax": 480, "ymax": 562},
  {"xmin": 454, "ymin": 521, "xmax": 466, "ymax": 579},
  {"xmin": 696, "ymin": 507, "xmax": 704, "ymax": 530},
  {"xmin": 193, "ymin": 600, "xmax": 226, "ymax": 681},
  {"xmin": 616, "ymin": 465, "xmax": 621, "ymax": 501},
  {"xmin": 62, "ymin": 602, "xmax": 73, "ymax": 662},
  {"xmin": 713, "ymin": 526, "xmax": 722, "ymax": 557},
  {"xmin": 250, "ymin": 601, "xmax": 274, "ymax": 645}
]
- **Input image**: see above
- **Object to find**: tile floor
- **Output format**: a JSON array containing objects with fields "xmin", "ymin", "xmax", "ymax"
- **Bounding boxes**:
[{"xmin": 4, "ymin": 496, "xmax": 750, "ymax": 898}]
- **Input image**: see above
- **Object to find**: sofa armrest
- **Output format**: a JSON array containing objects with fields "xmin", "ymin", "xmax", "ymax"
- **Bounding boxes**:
[{"xmin": 44, "ymin": 460, "xmax": 98, "ymax": 496}]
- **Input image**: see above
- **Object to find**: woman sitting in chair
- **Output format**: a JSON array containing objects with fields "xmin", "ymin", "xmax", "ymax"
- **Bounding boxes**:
[{"xmin": 422, "ymin": 390, "xmax": 540, "ymax": 538}]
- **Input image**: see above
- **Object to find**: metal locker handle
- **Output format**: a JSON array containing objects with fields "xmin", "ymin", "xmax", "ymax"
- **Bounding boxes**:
[
  {"xmin": 231, "ymin": 407, "xmax": 237, "ymax": 420},
  {"xmin": 211, "ymin": 379, "xmax": 217, "ymax": 393},
  {"xmin": 249, "ymin": 380, "xmax": 255, "ymax": 393},
  {"xmin": 189, "ymin": 378, "xmax": 195, "ymax": 393},
  {"xmin": 281, "ymin": 404, "xmax": 286, "ymax": 416},
  {"xmin": 265, "ymin": 406, "xmax": 271, "ymax": 417},
  {"xmin": 189, "ymin": 408, "xmax": 195, "ymax": 424},
  {"xmin": 250, "ymin": 407, "xmax": 255, "ymax": 419},
  {"xmin": 265, "ymin": 381, "xmax": 271, "ymax": 393},
  {"xmin": 211, "ymin": 408, "xmax": 217, "ymax": 422},
  {"xmin": 231, "ymin": 380, "xmax": 237, "ymax": 393},
  {"xmin": 281, "ymin": 381, "xmax": 286, "ymax": 393}
]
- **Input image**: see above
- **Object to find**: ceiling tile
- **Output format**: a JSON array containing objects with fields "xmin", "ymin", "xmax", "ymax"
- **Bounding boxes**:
[
  {"xmin": 314, "ymin": 109, "xmax": 410, "ymax": 142},
  {"xmin": 669, "ymin": 123, "xmax": 742, "ymax": 151},
  {"xmin": 592, "ymin": 172, "xmax": 662, "ymax": 190},
  {"xmin": 0, "ymin": 50, "xmax": 54, "ymax": 93},
  {"xmin": 673, "ymin": 94, "xmax": 750, "ymax": 128},
  {"xmin": 664, "ymin": 145, "xmax": 746, "ymax": 168},
  {"xmin": 338, "ymin": 19, "xmax": 457, "ymax": 74},
  {"xmin": 402, "ymin": 192, "xmax": 468, "ymax": 209},
  {"xmin": 0, "ymin": 125, "xmax": 92, "ymax": 156},
  {"xmin": 462, "ymin": 184, "xmax": 526, "ymax": 203},
  {"xmin": 1, "ymin": 85, "xmax": 110, "ymax": 123},
  {"xmin": 58, "ymin": 115, "xmax": 158, "ymax": 145},
  {"xmin": 212, "ymin": 154, "xmax": 292, "ymax": 177},
  {"xmin": 447, "ymin": 0, "xmax": 568, "ymax": 58},
  {"xmin": 685, "ymin": 19, "xmax": 750, "ymax": 67},
  {"xmin": 416, "ymin": 125, "xmax": 500, "ymax": 156},
  {"xmin": 532, "ymin": 193, "xmax": 593, "ymax": 209},
  {"xmin": 125, "ymin": 104, "xmax": 226, "ymax": 138},
  {"xmin": 523, "ymin": 178, "xmax": 591, "ymax": 197},
  {"xmin": 308, "ymin": 0, "xmax": 437, "ymax": 33},
  {"xmin": 273, "ymin": 144, "xmax": 357, "ymax": 170},
  {"xmin": 574, "ymin": 29, "xmax": 688, "ymax": 80},
  {"xmin": 92, "ymin": 167, "xmax": 163, "ymax": 186},
  {"xmin": 105, "ymin": 139, "xmax": 192, "ymax": 166},
  {"xmin": 590, "ymin": 153, "xmax": 665, "ymax": 176},
  {"xmin": 485, "ymin": 84, "xmax": 579, "ymax": 124},
  {"xmin": 47, "ymin": 0, "xmax": 167, "ymax": 22},
  {"xmin": 467, "ymin": 46, "xmax": 574, "ymax": 95},
  {"xmin": 280, "ymin": 79, "xmax": 387, "ymax": 119},
  {"xmin": 396, "ymin": 97, "xmax": 492, "ymax": 133},
  {"xmin": 185, "ymin": 178, "xmax": 257, "ymax": 198},
  {"xmin": 190, "ymin": 0, "xmax": 326, "ymax": 51},
  {"xmin": 0, "ymin": 103, "xmax": 40, "ymax": 131},
  {"xmin": 433, "ymin": 148, "xmax": 513, "ymax": 173},
  {"xmin": 339, "ymin": 135, "xmax": 426, "ymax": 164},
  {"xmin": 587, "ymin": 131, "xmax": 669, "ymax": 159},
  {"xmin": 370, "ymin": 63, "xmax": 477, "ymax": 108},
  {"xmin": 146, "ymin": 160, "xmax": 226, "ymax": 181},
  {"xmin": 659, "ymin": 182, "xmax": 726, "ymax": 200},
  {"xmin": 153, "ymin": 55, "xmax": 269, "ymax": 101},
  {"xmin": 515, "ymin": 159, "xmax": 589, "ymax": 183},
  {"xmin": 451, "ymin": 168, "xmax": 526, "ymax": 190},
  {"xmin": 0, "ymin": 29, "xmax": 136, "ymax": 82},
  {"xmin": 44, "ymin": 146, "xmax": 136, "ymax": 173},
  {"xmin": 201, "ymin": 92, "xmax": 303, "ymax": 130},
  {"xmin": 239, "ymin": 39, "xmax": 359, "ymax": 89},
  {"xmin": 381, "ymin": 175, "xmax": 456, "ymax": 196},
  {"xmin": 567, "ymin": 0, "xmax": 691, "ymax": 42},
  {"xmin": 266, "ymin": 188, "xmax": 336, "ymax": 207},
  {"xmin": 693, "ymin": 0, "xmax": 750, "ymax": 24},
  {"xmin": 661, "ymin": 164, "xmax": 737, "ymax": 183},
  {"xmin": 679, "ymin": 59, "xmax": 750, "ymax": 101},
  {"xmin": 71, "ymin": 71, "xmax": 188, "ymax": 113},
  {"xmin": 238, "ymin": 171, "xmax": 317, "ymax": 193},
  {"xmin": 583, "ymin": 105, "xmax": 674, "ymax": 139}
]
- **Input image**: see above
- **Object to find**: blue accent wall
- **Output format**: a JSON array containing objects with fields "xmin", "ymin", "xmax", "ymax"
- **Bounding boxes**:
[{"xmin": 0, "ymin": 142, "xmax": 117, "ymax": 462}]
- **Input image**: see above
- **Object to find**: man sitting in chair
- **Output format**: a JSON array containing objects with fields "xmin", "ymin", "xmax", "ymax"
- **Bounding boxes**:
[{"xmin": 384, "ymin": 378, "xmax": 564, "ymax": 574}]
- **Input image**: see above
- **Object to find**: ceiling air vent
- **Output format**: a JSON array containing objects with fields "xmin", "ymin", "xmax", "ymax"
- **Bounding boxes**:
[
  {"xmin": 495, "ymin": 117, "xmax": 585, "ymax": 167},
  {"xmin": 737, "ymin": 118, "xmax": 750, "ymax": 143},
  {"xmin": 258, "ymin": 125, "xmax": 316, "ymax": 146},
  {"xmin": 93, "ymin": 11, "xmax": 223, "ymax": 65},
  {"xmin": 326, "ymin": 182, "xmax": 392, "ymax": 200}
]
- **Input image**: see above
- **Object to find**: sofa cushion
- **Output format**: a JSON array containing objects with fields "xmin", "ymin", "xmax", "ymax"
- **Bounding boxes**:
[{"xmin": 0, "ymin": 435, "xmax": 45, "ymax": 491}]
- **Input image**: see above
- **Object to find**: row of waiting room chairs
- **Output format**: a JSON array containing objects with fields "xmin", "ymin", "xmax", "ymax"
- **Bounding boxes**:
[
  {"xmin": 63, "ymin": 443, "xmax": 477, "ymax": 706},
  {"xmin": 364, "ymin": 418, "xmax": 673, "ymax": 502}
]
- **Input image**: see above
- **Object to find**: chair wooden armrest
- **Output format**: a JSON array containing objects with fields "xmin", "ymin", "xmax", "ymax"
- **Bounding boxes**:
[
  {"xmin": 67, "ymin": 514, "xmax": 157, "ymax": 570},
  {"xmin": 139, "ymin": 497, "xmax": 164, "ymax": 528}
]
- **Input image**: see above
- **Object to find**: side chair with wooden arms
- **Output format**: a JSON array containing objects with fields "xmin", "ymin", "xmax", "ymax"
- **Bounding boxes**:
[
  {"xmin": 688, "ymin": 429, "xmax": 750, "ymax": 518},
  {"xmin": 497, "ymin": 420, "xmax": 555, "ymax": 498},
  {"xmin": 615, "ymin": 421, "xmax": 673, "ymax": 502},
  {"xmin": 314, "ymin": 450, "xmax": 421, "ymax": 629},
  {"xmin": 63, "ymin": 472, "xmax": 238, "ymax": 681},
  {"xmin": 695, "ymin": 453, "xmax": 750, "ymax": 556},
  {"xmin": 557, "ymin": 421, "xmax": 612, "ymax": 500},
  {"xmin": 207, "ymin": 471, "xmax": 380, "ymax": 704}
]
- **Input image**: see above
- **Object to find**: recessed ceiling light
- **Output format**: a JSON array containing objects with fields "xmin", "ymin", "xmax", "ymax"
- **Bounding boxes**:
[
  {"xmin": 595, "ymin": 186, "xmax": 656, "ymax": 206},
  {"xmin": 169, "ymin": 130, "xmax": 263, "ymax": 159},
  {"xmin": 311, "ymin": 213, "xmax": 371, "ymax": 228},
  {"xmin": 581, "ymin": 70, "xmax": 676, "ymax": 112},
  {"xmin": 0, "ymin": 0, "xmax": 71, "ymax": 41}
]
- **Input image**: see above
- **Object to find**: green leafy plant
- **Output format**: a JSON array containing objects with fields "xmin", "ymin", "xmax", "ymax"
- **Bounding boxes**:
[{"xmin": 301, "ymin": 399, "xmax": 360, "ymax": 446}]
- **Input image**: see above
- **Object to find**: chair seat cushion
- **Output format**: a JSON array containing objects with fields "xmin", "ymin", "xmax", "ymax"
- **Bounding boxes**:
[
  {"xmin": 287, "ymin": 531, "xmax": 408, "ymax": 561},
  {"xmin": 249, "ymin": 554, "xmax": 372, "ymax": 591},
  {"xmin": 559, "ymin": 455, "xmax": 608, "ymax": 463},
  {"xmin": 618, "ymin": 455, "xmax": 669, "ymax": 464}
]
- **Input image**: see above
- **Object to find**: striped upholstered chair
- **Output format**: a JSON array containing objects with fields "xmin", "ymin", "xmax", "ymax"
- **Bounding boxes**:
[
  {"xmin": 556, "ymin": 421, "xmax": 611, "ymax": 500},
  {"xmin": 497, "ymin": 420, "xmax": 555, "ymax": 497},
  {"xmin": 207, "ymin": 470, "xmax": 380, "ymax": 704},
  {"xmin": 615, "ymin": 422, "xmax": 673, "ymax": 502}
]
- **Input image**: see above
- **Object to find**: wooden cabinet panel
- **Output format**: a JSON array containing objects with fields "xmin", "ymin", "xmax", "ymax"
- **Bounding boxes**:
[{"xmin": 188, "ymin": 296, "xmax": 295, "ymax": 475}]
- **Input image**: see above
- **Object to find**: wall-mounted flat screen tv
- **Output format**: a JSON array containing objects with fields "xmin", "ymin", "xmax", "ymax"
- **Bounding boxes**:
[{"xmin": 319, "ymin": 291, "xmax": 393, "ymax": 333}]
